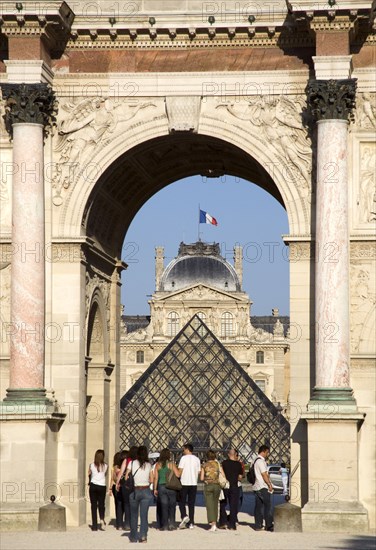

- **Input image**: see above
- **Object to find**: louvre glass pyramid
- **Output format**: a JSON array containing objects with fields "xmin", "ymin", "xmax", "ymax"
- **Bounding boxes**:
[{"xmin": 120, "ymin": 315, "xmax": 290, "ymax": 463}]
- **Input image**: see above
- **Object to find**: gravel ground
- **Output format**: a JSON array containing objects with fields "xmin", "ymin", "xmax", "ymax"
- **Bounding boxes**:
[{"xmin": 1, "ymin": 493, "xmax": 375, "ymax": 550}]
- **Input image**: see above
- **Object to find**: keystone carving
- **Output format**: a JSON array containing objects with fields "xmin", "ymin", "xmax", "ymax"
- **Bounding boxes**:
[{"xmin": 165, "ymin": 96, "xmax": 201, "ymax": 133}]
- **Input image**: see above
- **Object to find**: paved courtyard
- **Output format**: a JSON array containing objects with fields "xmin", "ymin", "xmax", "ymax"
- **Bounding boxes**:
[{"xmin": 1, "ymin": 493, "xmax": 375, "ymax": 550}]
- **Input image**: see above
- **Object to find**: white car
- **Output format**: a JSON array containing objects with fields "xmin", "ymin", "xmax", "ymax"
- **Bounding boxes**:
[{"xmin": 267, "ymin": 464, "xmax": 285, "ymax": 492}]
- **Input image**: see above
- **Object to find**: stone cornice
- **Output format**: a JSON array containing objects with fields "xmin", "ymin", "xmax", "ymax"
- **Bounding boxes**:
[
  {"xmin": 0, "ymin": 2, "xmax": 75, "ymax": 56},
  {"xmin": 65, "ymin": 28, "xmax": 314, "ymax": 50},
  {"xmin": 1, "ymin": 3, "xmax": 373, "ymax": 51},
  {"xmin": 306, "ymin": 78, "xmax": 357, "ymax": 121}
]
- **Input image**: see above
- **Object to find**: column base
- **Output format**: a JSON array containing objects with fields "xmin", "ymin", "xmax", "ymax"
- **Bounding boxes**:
[
  {"xmin": 3, "ymin": 388, "xmax": 52, "ymax": 405},
  {"xmin": 301, "ymin": 501, "xmax": 369, "ymax": 533},
  {"xmin": 309, "ymin": 387, "xmax": 358, "ymax": 413}
]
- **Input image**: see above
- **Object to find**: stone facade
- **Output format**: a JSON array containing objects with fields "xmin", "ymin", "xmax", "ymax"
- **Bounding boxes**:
[
  {"xmin": 120, "ymin": 242, "xmax": 289, "ymax": 406},
  {"xmin": 0, "ymin": 0, "xmax": 374, "ymax": 532}
]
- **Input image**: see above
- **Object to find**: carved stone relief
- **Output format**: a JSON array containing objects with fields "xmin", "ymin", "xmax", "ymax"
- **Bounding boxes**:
[
  {"xmin": 350, "ymin": 242, "xmax": 376, "ymax": 259},
  {"xmin": 152, "ymin": 305, "xmax": 164, "ymax": 336},
  {"xmin": 124, "ymin": 322, "xmax": 154, "ymax": 342},
  {"xmin": 350, "ymin": 264, "xmax": 376, "ymax": 353},
  {"xmin": 216, "ymin": 94, "xmax": 313, "ymax": 194},
  {"xmin": 0, "ymin": 262, "xmax": 11, "ymax": 308},
  {"xmin": 170, "ymin": 286, "xmax": 231, "ymax": 301},
  {"xmin": 247, "ymin": 325, "xmax": 273, "ymax": 343},
  {"xmin": 353, "ymin": 92, "xmax": 376, "ymax": 129},
  {"xmin": 165, "ymin": 96, "xmax": 201, "ymax": 133},
  {"xmin": 0, "ymin": 99, "xmax": 11, "ymax": 232},
  {"xmin": 358, "ymin": 142, "xmax": 376, "ymax": 224},
  {"xmin": 0, "ymin": 262, "xmax": 11, "ymax": 356},
  {"xmin": 52, "ymin": 97, "xmax": 159, "ymax": 205},
  {"xmin": 0, "ymin": 98, "xmax": 8, "ymax": 141}
]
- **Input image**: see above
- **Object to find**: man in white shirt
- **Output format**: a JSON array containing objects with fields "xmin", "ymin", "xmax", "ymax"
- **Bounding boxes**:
[
  {"xmin": 177, "ymin": 443, "xmax": 201, "ymax": 529},
  {"xmin": 252, "ymin": 445, "xmax": 274, "ymax": 531}
]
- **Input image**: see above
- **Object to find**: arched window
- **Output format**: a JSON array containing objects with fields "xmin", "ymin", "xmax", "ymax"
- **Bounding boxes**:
[
  {"xmin": 221, "ymin": 312, "xmax": 233, "ymax": 337},
  {"xmin": 167, "ymin": 311, "xmax": 180, "ymax": 337},
  {"xmin": 256, "ymin": 350, "xmax": 264, "ymax": 364},
  {"xmin": 136, "ymin": 350, "xmax": 144, "ymax": 363}
]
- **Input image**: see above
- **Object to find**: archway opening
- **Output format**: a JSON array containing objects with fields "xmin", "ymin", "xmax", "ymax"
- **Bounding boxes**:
[
  {"xmin": 84, "ymin": 133, "xmax": 285, "ymax": 258},
  {"xmin": 83, "ymin": 131, "xmax": 291, "ymax": 466}
]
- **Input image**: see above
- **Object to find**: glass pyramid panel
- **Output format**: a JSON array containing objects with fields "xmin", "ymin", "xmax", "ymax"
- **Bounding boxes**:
[{"xmin": 120, "ymin": 315, "xmax": 290, "ymax": 463}]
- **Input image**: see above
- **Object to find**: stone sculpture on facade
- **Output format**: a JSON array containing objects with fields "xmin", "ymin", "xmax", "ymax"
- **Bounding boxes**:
[
  {"xmin": 217, "ymin": 95, "xmax": 312, "ymax": 191},
  {"xmin": 52, "ymin": 97, "xmax": 157, "ymax": 204}
]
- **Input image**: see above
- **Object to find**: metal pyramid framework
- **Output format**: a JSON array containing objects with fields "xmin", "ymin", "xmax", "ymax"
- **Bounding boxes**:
[{"xmin": 120, "ymin": 315, "xmax": 290, "ymax": 463}]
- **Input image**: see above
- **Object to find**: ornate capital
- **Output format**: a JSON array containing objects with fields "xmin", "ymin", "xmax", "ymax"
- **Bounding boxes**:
[
  {"xmin": 306, "ymin": 79, "xmax": 357, "ymax": 121},
  {"xmin": 0, "ymin": 83, "xmax": 57, "ymax": 137}
]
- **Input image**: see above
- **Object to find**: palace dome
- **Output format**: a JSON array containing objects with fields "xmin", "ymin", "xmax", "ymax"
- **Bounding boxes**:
[{"xmin": 160, "ymin": 241, "xmax": 241, "ymax": 292}]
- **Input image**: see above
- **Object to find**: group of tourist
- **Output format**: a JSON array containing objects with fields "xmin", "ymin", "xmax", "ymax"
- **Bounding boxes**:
[{"xmin": 87, "ymin": 443, "xmax": 277, "ymax": 542}]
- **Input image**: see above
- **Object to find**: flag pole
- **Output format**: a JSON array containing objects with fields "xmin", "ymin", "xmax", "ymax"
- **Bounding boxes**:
[{"xmin": 198, "ymin": 204, "xmax": 200, "ymax": 241}]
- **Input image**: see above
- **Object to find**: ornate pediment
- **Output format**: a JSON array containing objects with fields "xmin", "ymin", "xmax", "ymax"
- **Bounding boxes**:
[{"xmin": 154, "ymin": 283, "xmax": 248, "ymax": 303}]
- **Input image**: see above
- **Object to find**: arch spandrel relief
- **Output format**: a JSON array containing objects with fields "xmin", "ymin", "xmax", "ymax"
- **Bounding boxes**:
[
  {"xmin": 215, "ymin": 94, "xmax": 313, "ymax": 198},
  {"xmin": 52, "ymin": 87, "xmax": 314, "ymax": 238},
  {"xmin": 52, "ymin": 96, "xmax": 162, "ymax": 206},
  {"xmin": 199, "ymin": 95, "xmax": 312, "ymax": 233}
]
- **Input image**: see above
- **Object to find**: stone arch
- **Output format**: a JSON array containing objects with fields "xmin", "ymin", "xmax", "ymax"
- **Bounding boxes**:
[
  {"xmin": 56, "ymin": 110, "xmax": 311, "ymax": 246},
  {"xmin": 86, "ymin": 288, "xmax": 108, "ymax": 362},
  {"xmin": 85, "ymin": 289, "xmax": 109, "ymax": 490}
]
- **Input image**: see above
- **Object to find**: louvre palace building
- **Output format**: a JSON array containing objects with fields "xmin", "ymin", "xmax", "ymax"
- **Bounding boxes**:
[
  {"xmin": 0, "ymin": 0, "xmax": 375, "ymax": 534},
  {"xmin": 119, "ymin": 241, "xmax": 290, "ymax": 462},
  {"xmin": 120, "ymin": 241, "xmax": 289, "ymax": 401}
]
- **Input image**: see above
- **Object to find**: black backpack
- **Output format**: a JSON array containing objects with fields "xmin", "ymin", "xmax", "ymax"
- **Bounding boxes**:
[{"xmin": 247, "ymin": 457, "xmax": 261, "ymax": 485}]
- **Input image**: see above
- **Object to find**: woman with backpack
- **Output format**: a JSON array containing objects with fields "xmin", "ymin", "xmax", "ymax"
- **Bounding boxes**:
[
  {"xmin": 124, "ymin": 446, "xmax": 153, "ymax": 543},
  {"xmin": 116, "ymin": 445, "xmax": 138, "ymax": 530},
  {"xmin": 200, "ymin": 449, "xmax": 225, "ymax": 532},
  {"xmin": 153, "ymin": 448, "xmax": 180, "ymax": 531},
  {"xmin": 109, "ymin": 451, "xmax": 126, "ymax": 530}
]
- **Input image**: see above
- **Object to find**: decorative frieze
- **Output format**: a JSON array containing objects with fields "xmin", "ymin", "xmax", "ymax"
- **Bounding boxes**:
[
  {"xmin": 350, "ymin": 242, "xmax": 376, "ymax": 259},
  {"xmin": 306, "ymin": 79, "xmax": 357, "ymax": 121}
]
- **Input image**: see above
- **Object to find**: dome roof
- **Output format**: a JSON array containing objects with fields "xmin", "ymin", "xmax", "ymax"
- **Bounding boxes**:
[{"xmin": 160, "ymin": 241, "xmax": 240, "ymax": 292}]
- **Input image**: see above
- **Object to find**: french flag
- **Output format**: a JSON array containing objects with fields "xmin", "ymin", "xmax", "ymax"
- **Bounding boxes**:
[{"xmin": 200, "ymin": 209, "xmax": 218, "ymax": 226}]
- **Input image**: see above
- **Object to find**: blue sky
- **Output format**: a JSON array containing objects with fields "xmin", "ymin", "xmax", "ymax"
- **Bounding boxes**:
[{"xmin": 121, "ymin": 175, "xmax": 289, "ymax": 316}]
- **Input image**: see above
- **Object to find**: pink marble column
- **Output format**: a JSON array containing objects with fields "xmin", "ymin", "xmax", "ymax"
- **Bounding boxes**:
[
  {"xmin": 1, "ymin": 83, "xmax": 56, "ymax": 401},
  {"xmin": 315, "ymin": 119, "xmax": 349, "ymax": 389},
  {"xmin": 9, "ymin": 123, "xmax": 45, "ymax": 397},
  {"xmin": 307, "ymin": 78, "xmax": 357, "ymax": 403}
]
